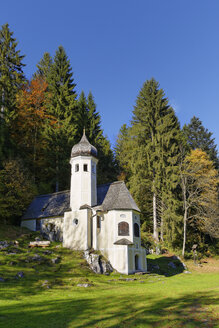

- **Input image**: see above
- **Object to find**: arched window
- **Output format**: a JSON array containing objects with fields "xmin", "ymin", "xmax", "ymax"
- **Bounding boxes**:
[
  {"xmin": 134, "ymin": 223, "xmax": 140, "ymax": 237},
  {"xmin": 118, "ymin": 221, "xmax": 129, "ymax": 236}
]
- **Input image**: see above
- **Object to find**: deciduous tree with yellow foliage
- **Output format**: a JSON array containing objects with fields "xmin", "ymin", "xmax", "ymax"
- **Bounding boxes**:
[{"xmin": 181, "ymin": 149, "xmax": 218, "ymax": 257}]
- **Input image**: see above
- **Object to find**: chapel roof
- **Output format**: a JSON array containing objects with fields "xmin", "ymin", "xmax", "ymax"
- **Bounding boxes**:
[
  {"xmin": 22, "ymin": 181, "xmax": 140, "ymax": 220},
  {"xmin": 22, "ymin": 190, "xmax": 70, "ymax": 220},
  {"xmin": 96, "ymin": 181, "xmax": 140, "ymax": 212},
  {"xmin": 71, "ymin": 130, "xmax": 97, "ymax": 158}
]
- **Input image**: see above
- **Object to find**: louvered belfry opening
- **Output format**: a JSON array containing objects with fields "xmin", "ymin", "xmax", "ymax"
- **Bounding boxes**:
[
  {"xmin": 134, "ymin": 223, "xmax": 140, "ymax": 237},
  {"xmin": 118, "ymin": 221, "xmax": 129, "ymax": 236}
]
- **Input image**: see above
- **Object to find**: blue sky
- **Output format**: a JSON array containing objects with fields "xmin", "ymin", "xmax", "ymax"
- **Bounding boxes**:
[{"xmin": 1, "ymin": 0, "xmax": 219, "ymax": 149}]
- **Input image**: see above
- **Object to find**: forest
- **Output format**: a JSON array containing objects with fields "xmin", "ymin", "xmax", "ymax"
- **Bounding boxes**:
[{"xmin": 0, "ymin": 23, "xmax": 218, "ymax": 257}]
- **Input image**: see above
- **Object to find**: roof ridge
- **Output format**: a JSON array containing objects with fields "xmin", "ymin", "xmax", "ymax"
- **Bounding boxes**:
[
  {"xmin": 97, "ymin": 181, "xmax": 124, "ymax": 188},
  {"xmin": 33, "ymin": 181, "xmax": 124, "ymax": 198},
  {"xmin": 35, "ymin": 190, "xmax": 70, "ymax": 198}
]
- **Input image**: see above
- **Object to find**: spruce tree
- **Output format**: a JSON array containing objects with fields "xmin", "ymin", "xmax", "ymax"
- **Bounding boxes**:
[
  {"xmin": 87, "ymin": 91, "xmax": 103, "ymax": 143},
  {"xmin": 76, "ymin": 91, "xmax": 117, "ymax": 184},
  {"xmin": 76, "ymin": 91, "xmax": 89, "ymax": 137},
  {"xmin": 33, "ymin": 52, "xmax": 53, "ymax": 80},
  {"xmin": 43, "ymin": 46, "xmax": 77, "ymax": 192},
  {"xmin": 116, "ymin": 78, "xmax": 182, "ymax": 244},
  {"xmin": 183, "ymin": 116, "xmax": 219, "ymax": 169},
  {"xmin": 115, "ymin": 124, "xmax": 131, "ymax": 181},
  {"xmin": 0, "ymin": 23, "xmax": 25, "ymax": 161},
  {"xmin": 0, "ymin": 23, "xmax": 25, "ymax": 121}
]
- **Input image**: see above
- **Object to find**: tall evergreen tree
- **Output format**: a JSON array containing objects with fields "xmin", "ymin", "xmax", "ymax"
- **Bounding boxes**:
[
  {"xmin": 43, "ymin": 46, "xmax": 77, "ymax": 192},
  {"xmin": 33, "ymin": 52, "xmax": 53, "ymax": 81},
  {"xmin": 116, "ymin": 78, "xmax": 182, "ymax": 244},
  {"xmin": 87, "ymin": 91, "xmax": 103, "ymax": 143},
  {"xmin": 0, "ymin": 23, "xmax": 25, "ymax": 162},
  {"xmin": 76, "ymin": 91, "xmax": 117, "ymax": 184},
  {"xmin": 76, "ymin": 91, "xmax": 89, "ymax": 136},
  {"xmin": 115, "ymin": 124, "xmax": 131, "ymax": 181},
  {"xmin": 183, "ymin": 116, "xmax": 219, "ymax": 169}
]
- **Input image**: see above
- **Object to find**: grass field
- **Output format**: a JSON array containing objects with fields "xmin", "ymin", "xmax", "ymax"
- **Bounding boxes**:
[{"xmin": 0, "ymin": 225, "xmax": 218, "ymax": 328}]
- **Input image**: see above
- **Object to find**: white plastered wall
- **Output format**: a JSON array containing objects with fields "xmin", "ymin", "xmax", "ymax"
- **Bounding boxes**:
[
  {"xmin": 63, "ymin": 209, "xmax": 90, "ymax": 250},
  {"xmin": 70, "ymin": 156, "xmax": 98, "ymax": 210},
  {"xmin": 96, "ymin": 209, "xmax": 147, "ymax": 274}
]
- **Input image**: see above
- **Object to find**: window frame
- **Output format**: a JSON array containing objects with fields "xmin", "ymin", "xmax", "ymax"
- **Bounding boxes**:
[{"xmin": 118, "ymin": 221, "xmax": 129, "ymax": 236}]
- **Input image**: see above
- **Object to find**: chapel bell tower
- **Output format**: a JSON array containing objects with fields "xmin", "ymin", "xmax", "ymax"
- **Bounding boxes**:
[{"xmin": 70, "ymin": 131, "xmax": 98, "ymax": 210}]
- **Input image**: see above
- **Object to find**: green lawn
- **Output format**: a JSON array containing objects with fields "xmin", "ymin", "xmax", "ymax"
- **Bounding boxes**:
[{"xmin": 0, "ymin": 226, "xmax": 218, "ymax": 328}]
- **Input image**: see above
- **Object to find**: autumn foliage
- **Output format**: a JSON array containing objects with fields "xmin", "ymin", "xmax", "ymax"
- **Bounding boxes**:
[
  {"xmin": 181, "ymin": 149, "xmax": 218, "ymax": 256},
  {"xmin": 12, "ymin": 77, "xmax": 56, "ymax": 180}
]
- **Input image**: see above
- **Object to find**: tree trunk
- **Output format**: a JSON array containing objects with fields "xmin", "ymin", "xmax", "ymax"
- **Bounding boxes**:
[
  {"xmin": 182, "ymin": 206, "xmax": 187, "ymax": 257},
  {"xmin": 33, "ymin": 127, "xmax": 37, "ymax": 183},
  {"xmin": 56, "ymin": 153, "xmax": 59, "ymax": 192},
  {"xmin": 160, "ymin": 198, "xmax": 164, "ymax": 242},
  {"xmin": 160, "ymin": 216, "xmax": 164, "ymax": 242},
  {"xmin": 1, "ymin": 89, "xmax": 4, "ymax": 119},
  {"xmin": 182, "ymin": 178, "xmax": 187, "ymax": 258},
  {"xmin": 153, "ymin": 192, "xmax": 159, "ymax": 241}
]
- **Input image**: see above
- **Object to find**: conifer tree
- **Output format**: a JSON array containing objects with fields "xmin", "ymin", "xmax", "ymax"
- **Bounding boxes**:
[
  {"xmin": 87, "ymin": 91, "xmax": 103, "ymax": 143},
  {"xmin": 76, "ymin": 91, "xmax": 117, "ymax": 184},
  {"xmin": 116, "ymin": 78, "xmax": 182, "ymax": 244},
  {"xmin": 0, "ymin": 23, "xmax": 25, "ymax": 120},
  {"xmin": 183, "ymin": 116, "xmax": 219, "ymax": 169},
  {"xmin": 76, "ymin": 91, "xmax": 89, "ymax": 136},
  {"xmin": 43, "ymin": 46, "xmax": 77, "ymax": 191},
  {"xmin": 0, "ymin": 23, "xmax": 25, "ymax": 161},
  {"xmin": 33, "ymin": 52, "xmax": 53, "ymax": 81},
  {"xmin": 115, "ymin": 124, "xmax": 131, "ymax": 181}
]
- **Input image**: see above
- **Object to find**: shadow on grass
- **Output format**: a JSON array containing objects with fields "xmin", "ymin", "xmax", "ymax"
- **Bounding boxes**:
[
  {"xmin": 0, "ymin": 290, "xmax": 218, "ymax": 328},
  {"xmin": 147, "ymin": 256, "xmax": 184, "ymax": 276}
]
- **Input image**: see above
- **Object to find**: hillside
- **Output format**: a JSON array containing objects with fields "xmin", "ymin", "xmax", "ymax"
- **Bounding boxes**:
[{"xmin": 0, "ymin": 224, "xmax": 218, "ymax": 328}]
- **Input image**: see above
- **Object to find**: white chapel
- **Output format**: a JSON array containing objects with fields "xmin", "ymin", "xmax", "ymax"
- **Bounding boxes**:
[{"xmin": 21, "ymin": 132, "xmax": 147, "ymax": 274}]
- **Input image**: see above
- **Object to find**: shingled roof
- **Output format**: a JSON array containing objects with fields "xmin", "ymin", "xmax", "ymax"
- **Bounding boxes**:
[
  {"xmin": 96, "ymin": 181, "xmax": 140, "ymax": 212},
  {"xmin": 71, "ymin": 131, "xmax": 97, "ymax": 158},
  {"xmin": 22, "ymin": 181, "xmax": 140, "ymax": 220},
  {"xmin": 22, "ymin": 191, "xmax": 70, "ymax": 220}
]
